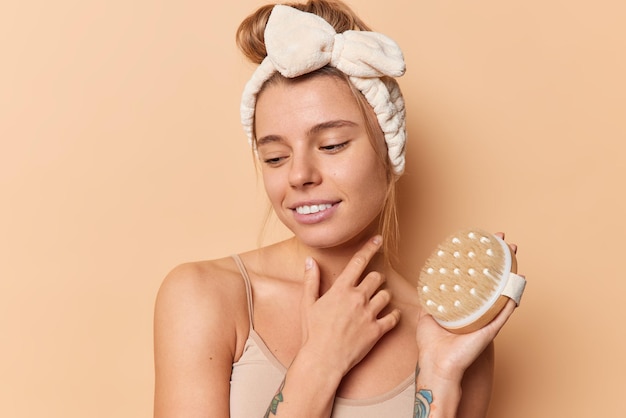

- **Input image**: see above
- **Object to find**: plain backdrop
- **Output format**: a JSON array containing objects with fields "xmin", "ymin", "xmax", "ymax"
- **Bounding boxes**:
[{"xmin": 1, "ymin": 0, "xmax": 625, "ymax": 417}]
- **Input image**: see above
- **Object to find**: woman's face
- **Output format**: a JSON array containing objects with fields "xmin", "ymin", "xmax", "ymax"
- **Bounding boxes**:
[{"xmin": 254, "ymin": 75, "xmax": 388, "ymax": 249}]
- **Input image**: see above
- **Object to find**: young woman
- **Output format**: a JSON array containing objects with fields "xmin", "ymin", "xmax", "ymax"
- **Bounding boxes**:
[{"xmin": 154, "ymin": 1, "xmax": 521, "ymax": 417}]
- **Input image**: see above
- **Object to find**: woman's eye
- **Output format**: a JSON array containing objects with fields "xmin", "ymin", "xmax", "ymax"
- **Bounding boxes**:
[
  {"xmin": 320, "ymin": 141, "xmax": 348, "ymax": 152},
  {"xmin": 263, "ymin": 156, "xmax": 285, "ymax": 166}
]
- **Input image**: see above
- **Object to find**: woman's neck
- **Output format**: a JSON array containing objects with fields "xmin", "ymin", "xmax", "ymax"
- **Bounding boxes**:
[{"xmin": 286, "ymin": 236, "xmax": 388, "ymax": 295}]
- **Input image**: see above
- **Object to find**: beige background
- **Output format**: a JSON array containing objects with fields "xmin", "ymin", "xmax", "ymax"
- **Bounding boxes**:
[{"xmin": 1, "ymin": 0, "xmax": 624, "ymax": 417}]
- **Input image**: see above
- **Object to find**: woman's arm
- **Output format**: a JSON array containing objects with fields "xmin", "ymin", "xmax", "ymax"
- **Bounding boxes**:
[
  {"xmin": 262, "ymin": 350, "xmax": 344, "ymax": 418},
  {"xmin": 413, "ymin": 300, "xmax": 516, "ymax": 418},
  {"xmin": 153, "ymin": 262, "xmax": 239, "ymax": 418},
  {"xmin": 457, "ymin": 342, "xmax": 494, "ymax": 417},
  {"xmin": 413, "ymin": 233, "xmax": 522, "ymax": 417}
]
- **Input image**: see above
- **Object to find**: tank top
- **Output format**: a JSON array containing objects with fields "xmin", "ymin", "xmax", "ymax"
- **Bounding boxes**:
[{"xmin": 229, "ymin": 254, "xmax": 416, "ymax": 417}]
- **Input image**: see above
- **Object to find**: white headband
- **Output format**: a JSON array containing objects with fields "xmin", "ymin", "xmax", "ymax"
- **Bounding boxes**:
[{"xmin": 240, "ymin": 4, "xmax": 407, "ymax": 175}]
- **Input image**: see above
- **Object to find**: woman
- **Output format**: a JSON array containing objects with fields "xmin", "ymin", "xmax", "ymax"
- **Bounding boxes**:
[{"xmin": 154, "ymin": 1, "xmax": 520, "ymax": 417}]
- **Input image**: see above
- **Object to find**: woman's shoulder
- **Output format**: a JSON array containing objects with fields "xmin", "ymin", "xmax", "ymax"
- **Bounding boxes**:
[
  {"xmin": 154, "ymin": 255, "xmax": 253, "ymax": 338},
  {"xmin": 161, "ymin": 256, "xmax": 234, "ymax": 285},
  {"xmin": 153, "ymin": 256, "xmax": 254, "ymax": 410},
  {"xmin": 157, "ymin": 256, "xmax": 247, "ymax": 306}
]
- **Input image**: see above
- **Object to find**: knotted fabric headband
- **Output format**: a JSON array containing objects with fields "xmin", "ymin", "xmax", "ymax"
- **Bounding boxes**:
[{"xmin": 240, "ymin": 4, "xmax": 407, "ymax": 175}]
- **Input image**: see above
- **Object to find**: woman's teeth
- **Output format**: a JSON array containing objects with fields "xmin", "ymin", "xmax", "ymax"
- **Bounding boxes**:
[{"xmin": 295, "ymin": 203, "xmax": 332, "ymax": 214}]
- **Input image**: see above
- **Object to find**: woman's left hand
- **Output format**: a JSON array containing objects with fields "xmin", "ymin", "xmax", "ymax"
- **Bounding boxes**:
[
  {"xmin": 415, "ymin": 233, "xmax": 521, "ymax": 382},
  {"xmin": 415, "ymin": 297, "xmax": 517, "ymax": 382}
]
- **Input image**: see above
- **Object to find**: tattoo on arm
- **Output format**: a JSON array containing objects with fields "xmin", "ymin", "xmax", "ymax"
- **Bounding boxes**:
[
  {"xmin": 413, "ymin": 365, "xmax": 433, "ymax": 418},
  {"xmin": 264, "ymin": 379, "xmax": 285, "ymax": 417}
]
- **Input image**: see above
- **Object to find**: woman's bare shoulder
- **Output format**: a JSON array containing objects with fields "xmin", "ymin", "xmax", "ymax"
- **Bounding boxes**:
[
  {"xmin": 154, "ymin": 256, "xmax": 251, "ymax": 342},
  {"xmin": 153, "ymin": 256, "xmax": 251, "ymax": 416},
  {"xmin": 158, "ymin": 256, "xmax": 244, "ymax": 297}
]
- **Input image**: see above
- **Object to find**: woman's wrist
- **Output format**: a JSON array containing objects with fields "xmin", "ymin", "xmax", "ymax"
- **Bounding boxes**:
[
  {"xmin": 289, "ymin": 346, "xmax": 347, "ymax": 388},
  {"xmin": 414, "ymin": 363, "xmax": 463, "ymax": 418},
  {"xmin": 265, "ymin": 348, "xmax": 344, "ymax": 417},
  {"xmin": 292, "ymin": 344, "xmax": 346, "ymax": 386},
  {"xmin": 416, "ymin": 341, "xmax": 472, "ymax": 382}
]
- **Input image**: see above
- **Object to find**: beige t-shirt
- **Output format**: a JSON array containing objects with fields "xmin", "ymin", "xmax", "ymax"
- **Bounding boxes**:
[{"xmin": 229, "ymin": 255, "xmax": 415, "ymax": 417}]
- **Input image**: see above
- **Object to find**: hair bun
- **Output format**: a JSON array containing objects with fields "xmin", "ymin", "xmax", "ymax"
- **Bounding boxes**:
[{"xmin": 235, "ymin": 4, "xmax": 273, "ymax": 64}]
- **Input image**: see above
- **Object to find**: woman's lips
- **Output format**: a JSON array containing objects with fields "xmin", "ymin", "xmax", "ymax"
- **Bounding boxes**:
[
  {"xmin": 291, "ymin": 201, "xmax": 339, "ymax": 224},
  {"xmin": 294, "ymin": 203, "xmax": 333, "ymax": 215}
]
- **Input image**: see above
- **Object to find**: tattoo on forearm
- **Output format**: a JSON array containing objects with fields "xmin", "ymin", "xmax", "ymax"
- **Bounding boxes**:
[
  {"xmin": 413, "ymin": 365, "xmax": 433, "ymax": 418},
  {"xmin": 264, "ymin": 380, "xmax": 285, "ymax": 417}
]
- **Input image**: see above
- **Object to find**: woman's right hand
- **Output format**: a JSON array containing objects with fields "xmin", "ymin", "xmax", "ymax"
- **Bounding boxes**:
[
  {"xmin": 261, "ymin": 236, "xmax": 402, "ymax": 417},
  {"xmin": 297, "ymin": 235, "xmax": 402, "ymax": 378}
]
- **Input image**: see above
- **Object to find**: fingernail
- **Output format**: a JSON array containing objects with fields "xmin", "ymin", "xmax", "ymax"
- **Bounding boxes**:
[
  {"xmin": 305, "ymin": 256, "xmax": 313, "ymax": 271},
  {"xmin": 372, "ymin": 235, "xmax": 382, "ymax": 245}
]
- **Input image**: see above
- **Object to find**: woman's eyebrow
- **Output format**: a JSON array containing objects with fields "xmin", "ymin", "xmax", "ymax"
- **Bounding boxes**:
[
  {"xmin": 256, "ymin": 134, "xmax": 283, "ymax": 148},
  {"xmin": 308, "ymin": 119, "xmax": 358, "ymax": 136},
  {"xmin": 256, "ymin": 120, "xmax": 358, "ymax": 147}
]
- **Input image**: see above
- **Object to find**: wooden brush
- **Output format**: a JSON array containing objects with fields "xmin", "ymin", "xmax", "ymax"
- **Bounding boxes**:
[{"xmin": 417, "ymin": 228, "xmax": 526, "ymax": 334}]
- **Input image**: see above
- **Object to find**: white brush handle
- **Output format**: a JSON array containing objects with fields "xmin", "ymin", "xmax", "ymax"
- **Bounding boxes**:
[{"xmin": 502, "ymin": 272, "xmax": 526, "ymax": 306}]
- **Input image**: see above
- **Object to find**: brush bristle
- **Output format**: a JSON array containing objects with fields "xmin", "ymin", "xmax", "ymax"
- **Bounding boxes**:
[{"xmin": 418, "ymin": 229, "xmax": 508, "ymax": 323}]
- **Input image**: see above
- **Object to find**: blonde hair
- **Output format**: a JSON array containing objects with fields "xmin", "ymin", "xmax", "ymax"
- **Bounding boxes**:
[{"xmin": 236, "ymin": 0, "xmax": 401, "ymax": 266}]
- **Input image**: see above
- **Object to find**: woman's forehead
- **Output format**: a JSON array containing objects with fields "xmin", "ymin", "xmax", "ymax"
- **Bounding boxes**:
[
  {"xmin": 258, "ymin": 74, "xmax": 355, "ymax": 108},
  {"xmin": 255, "ymin": 76, "xmax": 364, "ymax": 132}
]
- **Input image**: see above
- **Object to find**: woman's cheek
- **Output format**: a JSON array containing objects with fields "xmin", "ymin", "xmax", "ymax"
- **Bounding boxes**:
[{"xmin": 263, "ymin": 173, "xmax": 285, "ymax": 207}]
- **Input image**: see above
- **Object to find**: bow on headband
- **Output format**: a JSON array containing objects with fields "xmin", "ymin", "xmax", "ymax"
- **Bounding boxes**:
[
  {"xmin": 265, "ymin": 5, "xmax": 405, "ymax": 79},
  {"xmin": 240, "ymin": 4, "xmax": 407, "ymax": 175}
]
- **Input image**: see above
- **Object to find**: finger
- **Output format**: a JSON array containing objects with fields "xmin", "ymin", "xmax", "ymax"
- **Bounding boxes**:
[
  {"xmin": 376, "ymin": 308, "xmax": 401, "ymax": 334},
  {"xmin": 339, "ymin": 235, "xmax": 383, "ymax": 286},
  {"xmin": 368, "ymin": 288, "xmax": 392, "ymax": 315},
  {"xmin": 483, "ymin": 299, "xmax": 517, "ymax": 338},
  {"xmin": 301, "ymin": 256, "xmax": 320, "ymax": 306},
  {"xmin": 357, "ymin": 271, "xmax": 385, "ymax": 299},
  {"xmin": 495, "ymin": 231, "xmax": 517, "ymax": 254}
]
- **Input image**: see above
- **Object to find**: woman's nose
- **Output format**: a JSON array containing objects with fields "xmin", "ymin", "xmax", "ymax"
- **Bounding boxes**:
[{"xmin": 288, "ymin": 153, "xmax": 321, "ymax": 188}]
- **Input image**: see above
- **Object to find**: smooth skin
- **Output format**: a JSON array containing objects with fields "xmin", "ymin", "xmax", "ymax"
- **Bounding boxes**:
[{"xmin": 153, "ymin": 75, "xmax": 520, "ymax": 417}]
